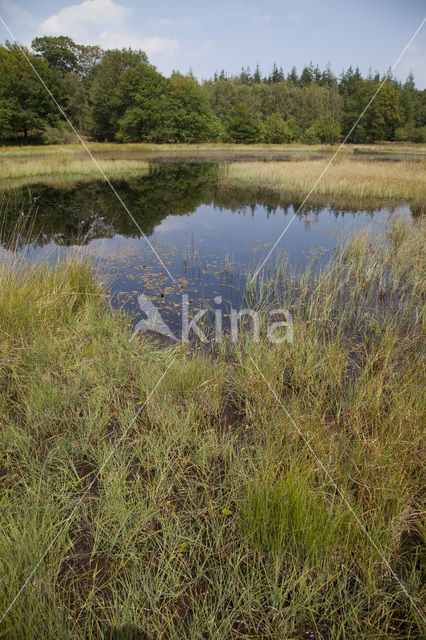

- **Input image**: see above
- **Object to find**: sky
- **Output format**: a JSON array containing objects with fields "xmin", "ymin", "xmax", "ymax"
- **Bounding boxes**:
[{"xmin": 0, "ymin": 0, "xmax": 425, "ymax": 88}]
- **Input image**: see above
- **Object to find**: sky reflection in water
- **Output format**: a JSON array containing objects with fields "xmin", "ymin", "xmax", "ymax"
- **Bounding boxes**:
[{"xmin": 1, "ymin": 163, "xmax": 410, "ymax": 333}]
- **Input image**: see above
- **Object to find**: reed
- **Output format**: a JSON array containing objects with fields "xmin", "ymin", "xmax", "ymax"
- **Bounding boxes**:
[
  {"xmin": 0, "ymin": 154, "xmax": 149, "ymax": 189},
  {"xmin": 0, "ymin": 142, "xmax": 424, "ymax": 157},
  {"xmin": 0, "ymin": 217, "xmax": 424, "ymax": 638},
  {"xmin": 221, "ymin": 158, "xmax": 426, "ymax": 207},
  {"xmin": 1, "ymin": 143, "xmax": 424, "ymax": 197}
]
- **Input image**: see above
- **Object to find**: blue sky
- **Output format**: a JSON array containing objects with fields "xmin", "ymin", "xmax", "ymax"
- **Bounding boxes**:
[{"xmin": 1, "ymin": 0, "xmax": 425, "ymax": 88}]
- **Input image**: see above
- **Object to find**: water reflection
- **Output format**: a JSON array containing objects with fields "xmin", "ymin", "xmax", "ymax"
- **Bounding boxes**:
[{"xmin": 1, "ymin": 163, "xmax": 411, "ymax": 332}]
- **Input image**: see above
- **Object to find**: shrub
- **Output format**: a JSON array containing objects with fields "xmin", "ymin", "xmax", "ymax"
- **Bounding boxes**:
[
  {"xmin": 41, "ymin": 123, "xmax": 78, "ymax": 145},
  {"xmin": 394, "ymin": 126, "xmax": 409, "ymax": 142},
  {"xmin": 302, "ymin": 115, "xmax": 340, "ymax": 144},
  {"xmin": 263, "ymin": 113, "xmax": 287, "ymax": 143},
  {"xmin": 411, "ymin": 126, "xmax": 426, "ymax": 143},
  {"xmin": 301, "ymin": 126, "xmax": 321, "ymax": 144},
  {"xmin": 226, "ymin": 103, "xmax": 260, "ymax": 143}
]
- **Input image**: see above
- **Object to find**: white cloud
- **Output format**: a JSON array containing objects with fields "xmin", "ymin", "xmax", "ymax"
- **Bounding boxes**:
[
  {"xmin": 98, "ymin": 31, "xmax": 179, "ymax": 54},
  {"xmin": 39, "ymin": 0, "xmax": 128, "ymax": 39},
  {"xmin": 36, "ymin": 0, "xmax": 180, "ymax": 56},
  {"xmin": 287, "ymin": 10, "xmax": 305, "ymax": 23}
]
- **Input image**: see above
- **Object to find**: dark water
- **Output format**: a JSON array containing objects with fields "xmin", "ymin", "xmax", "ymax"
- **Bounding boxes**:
[{"xmin": 1, "ymin": 163, "xmax": 411, "ymax": 334}]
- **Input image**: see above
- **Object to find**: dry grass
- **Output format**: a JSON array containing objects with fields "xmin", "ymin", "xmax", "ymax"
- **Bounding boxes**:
[
  {"xmin": 0, "ymin": 142, "xmax": 325, "ymax": 157},
  {"xmin": 0, "ymin": 142, "xmax": 424, "ymax": 194},
  {"xmin": 221, "ymin": 158, "xmax": 426, "ymax": 206},
  {"xmin": 0, "ymin": 153, "xmax": 149, "ymax": 189},
  {"xmin": 0, "ymin": 142, "xmax": 424, "ymax": 157}
]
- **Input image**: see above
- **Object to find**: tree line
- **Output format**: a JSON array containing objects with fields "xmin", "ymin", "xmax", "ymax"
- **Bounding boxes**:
[{"xmin": 0, "ymin": 36, "xmax": 425, "ymax": 145}]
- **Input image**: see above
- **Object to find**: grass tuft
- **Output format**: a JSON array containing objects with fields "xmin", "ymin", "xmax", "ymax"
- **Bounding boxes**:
[
  {"xmin": 221, "ymin": 158, "xmax": 426, "ymax": 209},
  {"xmin": 0, "ymin": 216, "xmax": 424, "ymax": 638}
]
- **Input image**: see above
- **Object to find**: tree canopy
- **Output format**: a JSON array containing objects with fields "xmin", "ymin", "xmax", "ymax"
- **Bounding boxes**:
[
  {"xmin": 0, "ymin": 36, "xmax": 424, "ymax": 145},
  {"xmin": 0, "ymin": 42, "xmax": 61, "ymax": 140}
]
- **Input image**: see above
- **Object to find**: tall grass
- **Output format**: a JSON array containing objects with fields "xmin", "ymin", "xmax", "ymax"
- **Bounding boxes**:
[
  {"xmin": 0, "ymin": 142, "xmax": 423, "ymax": 158},
  {"xmin": 1, "ymin": 143, "xmax": 424, "ymax": 197},
  {"xmin": 0, "ymin": 154, "xmax": 149, "ymax": 189},
  {"xmin": 221, "ymin": 159, "xmax": 426, "ymax": 208},
  {"xmin": 0, "ymin": 217, "xmax": 424, "ymax": 638}
]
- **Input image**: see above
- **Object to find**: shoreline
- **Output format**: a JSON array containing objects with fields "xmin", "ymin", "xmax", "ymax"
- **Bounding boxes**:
[
  {"xmin": 1, "ymin": 144, "xmax": 425, "ymax": 207},
  {"xmin": 0, "ymin": 219, "xmax": 424, "ymax": 636}
]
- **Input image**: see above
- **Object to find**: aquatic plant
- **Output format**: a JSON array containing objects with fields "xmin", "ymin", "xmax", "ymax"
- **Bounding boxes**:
[{"xmin": 0, "ymin": 217, "xmax": 424, "ymax": 638}]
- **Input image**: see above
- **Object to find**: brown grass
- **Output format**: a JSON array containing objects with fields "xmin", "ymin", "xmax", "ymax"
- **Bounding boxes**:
[{"xmin": 221, "ymin": 158, "xmax": 426, "ymax": 206}]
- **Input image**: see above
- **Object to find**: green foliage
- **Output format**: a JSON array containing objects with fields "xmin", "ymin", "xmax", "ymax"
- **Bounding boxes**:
[
  {"xmin": 32, "ymin": 36, "xmax": 78, "ymax": 75},
  {"xmin": 393, "ymin": 122, "xmax": 425, "ymax": 143},
  {"xmin": 115, "ymin": 63, "xmax": 169, "ymax": 142},
  {"xmin": 301, "ymin": 126, "xmax": 321, "ymax": 144},
  {"xmin": 30, "ymin": 36, "xmax": 100, "ymax": 132},
  {"xmin": 62, "ymin": 72, "xmax": 91, "ymax": 131},
  {"xmin": 343, "ymin": 80, "xmax": 404, "ymax": 142},
  {"xmin": 394, "ymin": 126, "xmax": 409, "ymax": 142},
  {"xmin": 32, "ymin": 35, "xmax": 103, "ymax": 78},
  {"xmin": 89, "ymin": 49, "xmax": 150, "ymax": 141},
  {"xmin": 411, "ymin": 125, "xmax": 426, "ymax": 143},
  {"xmin": 283, "ymin": 117, "xmax": 300, "ymax": 142},
  {"xmin": 1, "ymin": 36, "xmax": 424, "ymax": 144},
  {"xmin": 0, "ymin": 43, "xmax": 61, "ymax": 141},
  {"xmin": 0, "ymin": 99, "xmax": 14, "ymax": 137},
  {"xmin": 167, "ymin": 73, "xmax": 223, "ymax": 142},
  {"xmin": 241, "ymin": 465, "xmax": 359, "ymax": 569},
  {"xmin": 40, "ymin": 122, "xmax": 77, "ymax": 145},
  {"xmin": 300, "ymin": 63, "xmax": 314, "ymax": 86},
  {"xmin": 226, "ymin": 103, "xmax": 260, "ymax": 143},
  {"xmin": 116, "ymin": 70, "xmax": 223, "ymax": 143},
  {"xmin": 263, "ymin": 114, "xmax": 300, "ymax": 143},
  {"xmin": 296, "ymin": 84, "xmax": 343, "ymax": 130},
  {"xmin": 303, "ymin": 114, "xmax": 341, "ymax": 144},
  {"xmin": 263, "ymin": 113, "xmax": 286, "ymax": 143}
]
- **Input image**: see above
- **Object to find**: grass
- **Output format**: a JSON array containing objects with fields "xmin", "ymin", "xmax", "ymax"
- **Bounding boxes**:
[
  {"xmin": 0, "ymin": 142, "xmax": 424, "ymax": 158},
  {"xmin": 1, "ymin": 143, "xmax": 424, "ymax": 203},
  {"xmin": 0, "ymin": 142, "xmax": 324, "ymax": 156},
  {"xmin": 0, "ymin": 217, "xmax": 425, "ymax": 638},
  {"xmin": 220, "ymin": 158, "xmax": 426, "ymax": 210},
  {"xmin": 0, "ymin": 153, "xmax": 149, "ymax": 190}
]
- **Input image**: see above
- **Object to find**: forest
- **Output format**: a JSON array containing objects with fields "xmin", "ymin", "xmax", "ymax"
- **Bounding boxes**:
[{"xmin": 0, "ymin": 35, "xmax": 425, "ymax": 145}]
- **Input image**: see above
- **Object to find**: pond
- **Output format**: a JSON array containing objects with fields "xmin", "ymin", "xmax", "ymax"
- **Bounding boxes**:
[{"xmin": 1, "ymin": 162, "xmax": 412, "ymax": 336}]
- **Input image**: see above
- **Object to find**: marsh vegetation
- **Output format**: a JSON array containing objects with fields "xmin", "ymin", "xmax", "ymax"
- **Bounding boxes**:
[
  {"xmin": 0, "ymin": 216, "xmax": 424, "ymax": 638},
  {"xmin": 1, "ymin": 16, "xmax": 425, "ymax": 640},
  {"xmin": 0, "ymin": 142, "xmax": 424, "ymax": 195},
  {"xmin": 221, "ymin": 157, "xmax": 426, "ymax": 211}
]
